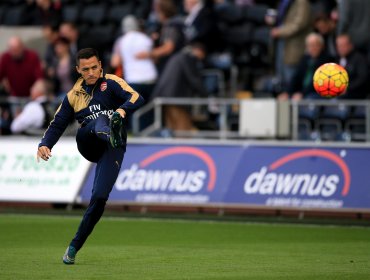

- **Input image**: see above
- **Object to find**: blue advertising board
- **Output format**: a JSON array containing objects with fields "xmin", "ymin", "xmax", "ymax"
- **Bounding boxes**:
[
  {"xmin": 225, "ymin": 146, "xmax": 370, "ymax": 209},
  {"xmin": 80, "ymin": 143, "xmax": 370, "ymax": 210},
  {"xmin": 80, "ymin": 144, "xmax": 243, "ymax": 204}
]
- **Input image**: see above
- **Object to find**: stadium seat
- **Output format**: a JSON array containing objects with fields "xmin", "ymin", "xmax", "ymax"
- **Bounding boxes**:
[
  {"xmin": 3, "ymin": 0, "xmax": 24, "ymax": 5},
  {"xmin": 202, "ymin": 69, "xmax": 226, "ymax": 97},
  {"xmin": 345, "ymin": 119, "xmax": 366, "ymax": 141},
  {"xmin": 320, "ymin": 103, "xmax": 350, "ymax": 121},
  {"xmin": 88, "ymin": 24, "xmax": 116, "ymax": 49},
  {"xmin": 316, "ymin": 119, "xmax": 343, "ymax": 141},
  {"xmin": 298, "ymin": 103, "xmax": 320, "ymax": 120},
  {"xmin": 61, "ymin": 4, "xmax": 80, "ymax": 23},
  {"xmin": 2, "ymin": 5, "xmax": 26, "ymax": 25},
  {"xmin": 315, "ymin": 103, "xmax": 351, "ymax": 141},
  {"xmin": 0, "ymin": 5, "xmax": 6, "ymax": 24},
  {"xmin": 344, "ymin": 105, "xmax": 368, "ymax": 142},
  {"xmin": 106, "ymin": 4, "xmax": 134, "ymax": 26},
  {"xmin": 298, "ymin": 119, "xmax": 313, "ymax": 140},
  {"xmin": 80, "ymin": 4, "xmax": 107, "ymax": 26},
  {"xmin": 351, "ymin": 105, "xmax": 366, "ymax": 118}
]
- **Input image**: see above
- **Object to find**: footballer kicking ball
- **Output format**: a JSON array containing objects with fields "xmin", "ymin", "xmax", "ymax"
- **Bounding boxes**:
[{"xmin": 313, "ymin": 63, "xmax": 349, "ymax": 98}]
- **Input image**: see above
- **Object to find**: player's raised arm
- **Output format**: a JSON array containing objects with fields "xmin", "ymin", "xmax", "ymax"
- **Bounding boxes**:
[{"xmin": 106, "ymin": 74, "xmax": 145, "ymax": 116}]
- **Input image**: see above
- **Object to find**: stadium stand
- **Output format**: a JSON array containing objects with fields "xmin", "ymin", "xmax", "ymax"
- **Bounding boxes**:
[{"xmin": 0, "ymin": 0, "xmax": 369, "ymax": 141}]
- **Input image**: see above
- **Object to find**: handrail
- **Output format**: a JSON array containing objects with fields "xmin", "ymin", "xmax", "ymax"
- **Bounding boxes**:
[{"xmin": 132, "ymin": 97, "xmax": 370, "ymax": 141}]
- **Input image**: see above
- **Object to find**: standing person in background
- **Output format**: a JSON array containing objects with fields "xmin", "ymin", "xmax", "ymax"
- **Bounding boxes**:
[
  {"xmin": 313, "ymin": 13, "xmax": 337, "ymax": 58},
  {"xmin": 152, "ymin": 42, "xmax": 207, "ymax": 133},
  {"xmin": 268, "ymin": 0, "xmax": 312, "ymax": 91},
  {"xmin": 0, "ymin": 36, "xmax": 44, "ymax": 98},
  {"xmin": 37, "ymin": 48, "xmax": 144, "ymax": 265},
  {"xmin": 111, "ymin": 15, "xmax": 157, "ymax": 103},
  {"xmin": 136, "ymin": 0, "xmax": 184, "ymax": 74},
  {"xmin": 337, "ymin": 0, "xmax": 370, "ymax": 54},
  {"xmin": 42, "ymin": 21, "xmax": 60, "ymax": 76},
  {"xmin": 183, "ymin": 0, "xmax": 218, "ymax": 53},
  {"xmin": 49, "ymin": 37, "xmax": 78, "ymax": 100},
  {"xmin": 59, "ymin": 22, "xmax": 81, "ymax": 58},
  {"xmin": 10, "ymin": 79, "xmax": 52, "ymax": 134}
]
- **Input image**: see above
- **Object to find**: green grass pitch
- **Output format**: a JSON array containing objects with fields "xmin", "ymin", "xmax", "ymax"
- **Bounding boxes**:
[{"xmin": 0, "ymin": 214, "xmax": 369, "ymax": 279}]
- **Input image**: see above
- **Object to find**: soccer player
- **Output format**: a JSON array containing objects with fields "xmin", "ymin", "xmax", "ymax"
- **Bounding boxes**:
[{"xmin": 36, "ymin": 48, "xmax": 144, "ymax": 264}]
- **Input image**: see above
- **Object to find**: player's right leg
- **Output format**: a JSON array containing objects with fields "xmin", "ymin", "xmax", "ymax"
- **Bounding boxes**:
[{"xmin": 91, "ymin": 113, "xmax": 124, "ymax": 149}]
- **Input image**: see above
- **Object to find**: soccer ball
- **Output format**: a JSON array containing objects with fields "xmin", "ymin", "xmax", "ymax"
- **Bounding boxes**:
[{"xmin": 313, "ymin": 63, "xmax": 349, "ymax": 98}]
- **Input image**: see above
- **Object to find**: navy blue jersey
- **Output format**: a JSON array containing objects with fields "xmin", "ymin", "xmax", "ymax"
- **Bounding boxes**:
[{"xmin": 39, "ymin": 73, "xmax": 144, "ymax": 149}]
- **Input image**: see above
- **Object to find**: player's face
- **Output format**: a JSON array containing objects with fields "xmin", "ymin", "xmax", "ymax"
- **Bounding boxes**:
[{"xmin": 76, "ymin": 56, "xmax": 102, "ymax": 85}]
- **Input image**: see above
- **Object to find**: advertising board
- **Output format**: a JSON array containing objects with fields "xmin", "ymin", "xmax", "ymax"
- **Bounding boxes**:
[{"xmin": 0, "ymin": 138, "xmax": 91, "ymax": 203}]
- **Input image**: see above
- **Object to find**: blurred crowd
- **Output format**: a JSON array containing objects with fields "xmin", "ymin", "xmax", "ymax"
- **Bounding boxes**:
[{"xmin": 0, "ymin": 0, "xmax": 370, "ymax": 136}]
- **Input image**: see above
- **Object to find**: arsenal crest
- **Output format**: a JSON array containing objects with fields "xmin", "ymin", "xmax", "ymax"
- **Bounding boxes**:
[{"xmin": 100, "ymin": 82, "xmax": 107, "ymax": 91}]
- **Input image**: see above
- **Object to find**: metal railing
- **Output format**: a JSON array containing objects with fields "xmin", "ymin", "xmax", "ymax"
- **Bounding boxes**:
[
  {"xmin": 132, "ymin": 97, "xmax": 370, "ymax": 141},
  {"xmin": 132, "ymin": 97, "xmax": 240, "ymax": 139}
]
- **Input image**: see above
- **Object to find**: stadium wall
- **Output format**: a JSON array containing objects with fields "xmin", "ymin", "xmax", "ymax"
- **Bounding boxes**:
[{"xmin": 1, "ymin": 137, "xmax": 370, "ymax": 216}]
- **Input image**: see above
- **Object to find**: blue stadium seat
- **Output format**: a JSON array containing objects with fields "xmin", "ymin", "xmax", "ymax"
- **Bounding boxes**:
[
  {"xmin": 2, "ymin": 5, "xmax": 26, "ymax": 25},
  {"xmin": 316, "ymin": 119, "xmax": 343, "ymax": 141},
  {"xmin": 320, "ymin": 103, "xmax": 350, "ymax": 121},
  {"xmin": 106, "ymin": 4, "xmax": 134, "ymax": 26},
  {"xmin": 0, "ymin": 5, "xmax": 6, "ymax": 24},
  {"xmin": 298, "ymin": 103, "xmax": 320, "ymax": 120},
  {"xmin": 62, "ymin": 4, "xmax": 80, "ymax": 23},
  {"xmin": 344, "ymin": 105, "xmax": 367, "ymax": 142},
  {"xmin": 80, "ymin": 4, "xmax": 107, "ymax": 25}
]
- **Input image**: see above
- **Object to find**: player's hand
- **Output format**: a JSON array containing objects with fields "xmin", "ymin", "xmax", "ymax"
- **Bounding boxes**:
[
  {"xmin": 37, "ymin": 146, "xmax": 52, "ymax": 162},
  {"xmin": 116, "ymin": 108, "xmax": 126, "ymax": 118}
]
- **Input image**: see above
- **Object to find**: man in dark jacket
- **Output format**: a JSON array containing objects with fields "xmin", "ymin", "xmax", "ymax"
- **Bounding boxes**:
[
  {"xmin": 278, "ymin": 33, "xmax": 332, "ymax": 100},
  {"xmin": 152, "ymin": 43, "xmax": 207, "ymax": 131},
  {"xmin": 335, "ymin": 34, "xmax": 368, "ymax": 99}
]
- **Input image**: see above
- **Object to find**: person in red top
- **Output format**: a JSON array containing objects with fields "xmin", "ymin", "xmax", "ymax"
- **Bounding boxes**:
[{"xmin": 0, "ymin": 36, "xmax": 44, "ymax": 98}]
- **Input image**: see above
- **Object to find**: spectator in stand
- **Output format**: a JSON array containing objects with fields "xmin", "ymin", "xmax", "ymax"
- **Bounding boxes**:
[
  {"xmin": 278, "ymin": 33, "xmax": 332, "ymax": 100},
  {"xmin": 10, "ymin": 79, "xmax": 52, "ymax": 134},
  {"xmin": 0, "ymin": 36, "xmax": 44, "ymax": 98},
  {"xmin": 42, "ymin": 21, "xmax": 60, "ymax": 77},
  {"xmin": 268, "ymin": 0, "xmax": 312, "ymax": 91},
  {"xmin": 134, "ymin": 0, "xmax": 154, "ymax": 21},
  {"xmin": 152, "ymin": 43, "xmax": 207, "ymax": 133},
  {"xmin": 59, "ymin": 22, "xmax": 81, "ymax": 58},
  {"xmin": 111, "ymin": 15, "xmax": 157, "ymax": 103},
  {"xmin": 183, "ymin": 0, "xmax": 218, "ymax": 53},
  {"xmin": 336, "ymin": 34, "xmax": 368, "ymax": 99},
  {"xmin": 337, "ymin": 0, "xmax": 370, "ymax": 54},
  {"xmin": 136, "ymin": 0, "xmax": 185, "ymax": 74},
  {"xmin": 313, "ymin": 13, "xmax": 337, "ymax": 58},
  {"xmin": 48, "ymin": 37, "xmax": 77, "ymax": 100}
]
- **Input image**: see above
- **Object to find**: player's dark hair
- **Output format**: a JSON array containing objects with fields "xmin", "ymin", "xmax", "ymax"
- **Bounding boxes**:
[{"xmin": 76, "ymin": 48, "xmax": 100, "ymax": 65}]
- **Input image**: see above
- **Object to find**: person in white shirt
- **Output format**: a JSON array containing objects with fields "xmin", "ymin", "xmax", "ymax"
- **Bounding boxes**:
[
  {"xmin": 10, "ymin": 79, "xmax": 51, "ymax": 134},
  {"xmin": 111, "ymin": 15, "xmax": 157, "ymax": 103}
]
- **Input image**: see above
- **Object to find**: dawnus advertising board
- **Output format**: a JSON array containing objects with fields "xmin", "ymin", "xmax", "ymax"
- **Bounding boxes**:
[
  {"xmin": 80, "ymin": 143, "xmax": 370, "ymax": 210},
  {"xmin": 225, "ymin": 146, "xmax": 370, "ymax": 209},
  {"xmin": 80, "ymin": 144, "xmax": 243, "ymax": 204}
]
